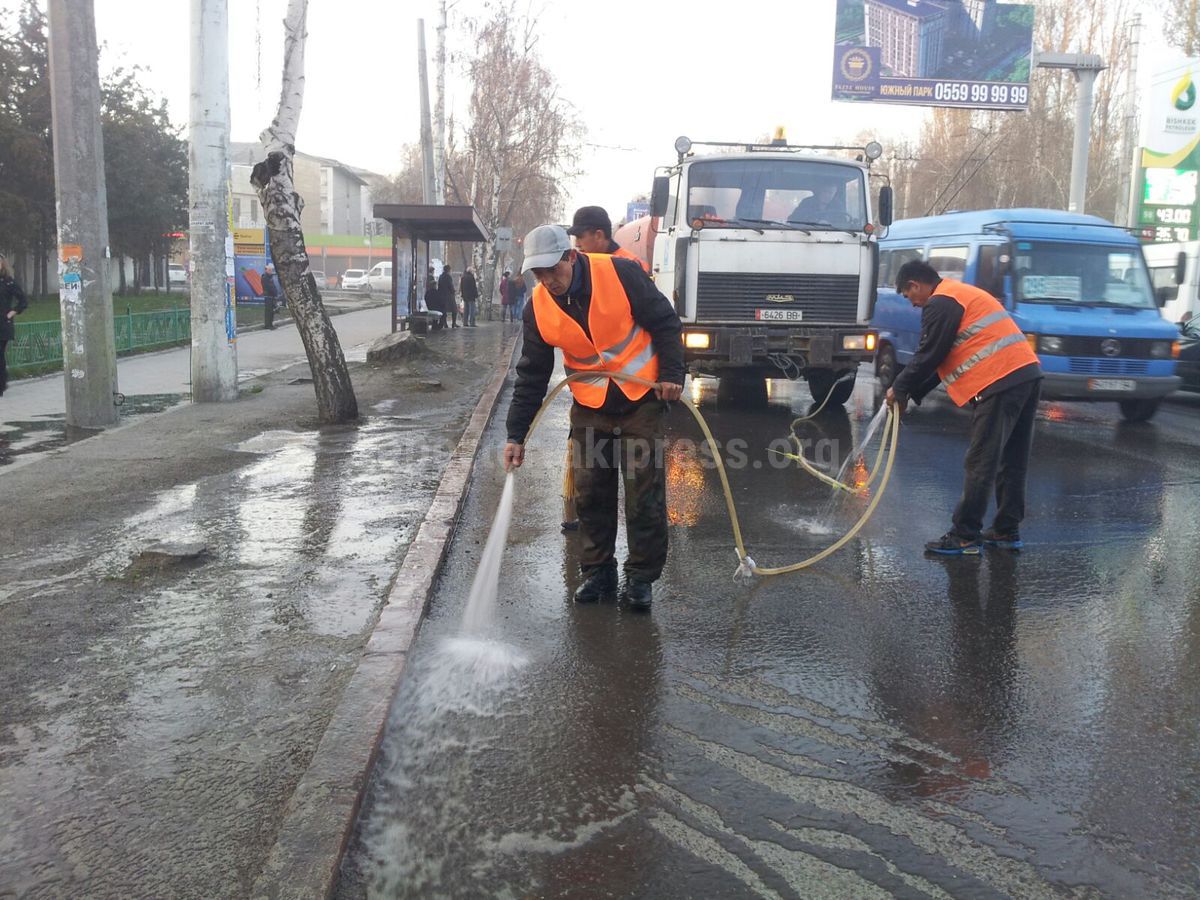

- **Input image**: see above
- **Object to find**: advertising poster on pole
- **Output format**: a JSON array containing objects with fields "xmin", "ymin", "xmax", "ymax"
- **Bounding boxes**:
[
  {"xmin": 832, "ymin": 0, "xmax": 1034, "ymax": 110},
  {"xmin": 232, "ymin": 228, "xmax": 271, "ymax": 304},
  {"xmin": 1135, "ymin": 61, "xmax": 1199, "ymax": 244}
]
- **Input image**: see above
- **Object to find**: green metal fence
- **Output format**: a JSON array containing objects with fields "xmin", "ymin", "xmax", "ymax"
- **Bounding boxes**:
[{"xmin": 9, "ymin": 307, "xmax": 191, "ymax": 372}]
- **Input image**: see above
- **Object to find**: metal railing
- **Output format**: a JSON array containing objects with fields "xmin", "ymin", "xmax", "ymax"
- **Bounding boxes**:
[{"xmin": 9, "ymin": 307, "xmax": 191, "ymax": 372}]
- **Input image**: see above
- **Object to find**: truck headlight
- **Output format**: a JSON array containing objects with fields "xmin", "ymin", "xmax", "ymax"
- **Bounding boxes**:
[
  {"xmin": 842, "ymin": 334, "xmax": 870, "ymax": 351},
  {"xmin": 1149, "ymin": 340, "xmax": 1174, "ymax": 359},
  {"xmin": 684, "ymin": 331, "xmax": 711, "ymax": 350},
  {"xmin": 1038, "ymin": 335, "xmax": 1064, "ymax": 354}
]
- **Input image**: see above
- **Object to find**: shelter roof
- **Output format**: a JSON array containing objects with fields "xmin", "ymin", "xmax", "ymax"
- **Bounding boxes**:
[{"xmin": 373, "ymin": 204, "xmax": 491, "ymax": 242}]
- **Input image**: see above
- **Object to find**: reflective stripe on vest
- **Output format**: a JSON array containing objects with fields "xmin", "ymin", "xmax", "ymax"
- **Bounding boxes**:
[
  {"xmin": 531, "ymin": 254, "xmax": 660, "ymax": 408},
  {"xmin": 932, "ymin": 279, "xmax": 1039, "ymax": 406}
]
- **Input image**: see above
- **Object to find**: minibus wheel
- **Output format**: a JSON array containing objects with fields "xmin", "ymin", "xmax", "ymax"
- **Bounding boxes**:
[{"xmin": 1118, "ymin": 398, "xmax": 1160, "ymax": 423}]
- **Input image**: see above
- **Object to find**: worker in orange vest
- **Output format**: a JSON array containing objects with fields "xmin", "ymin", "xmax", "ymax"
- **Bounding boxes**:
[
  {"xmin": 567, "ymin": 206, "xmax": 651, "ymax": 273},
  {"xmin": 505, "ymin": 224, "xmax": 684, "ymax": 611},
  {"xmin": 886, "ymin": 259, "xmax": 1043, "ymax": 556}
]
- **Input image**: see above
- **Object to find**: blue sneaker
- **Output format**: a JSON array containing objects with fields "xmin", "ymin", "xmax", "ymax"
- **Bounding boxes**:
[
  {"xmin": 982, "ymin": 528, "xmax": 1023, "ymax": 551},
  {"xmin": 924, "ymin": 532, "xmax": 983, "ymax": 556}
]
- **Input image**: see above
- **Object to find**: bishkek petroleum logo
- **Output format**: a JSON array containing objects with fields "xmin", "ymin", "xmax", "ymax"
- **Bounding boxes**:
[
  {"xmin": 1173, "ymin": 72, "xmax": 1196, "ymax": 112},
  {"xmin": 840, "ymin": 49, "xmax": 873, "ymax": 83}
]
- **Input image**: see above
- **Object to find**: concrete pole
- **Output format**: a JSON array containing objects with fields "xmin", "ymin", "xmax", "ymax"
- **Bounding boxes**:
[
  {"xmin": 433, "ymin": 0, "xmax": 448, "ymax": 265},
  {"xmin": 46, "ymin": 0, "xmax": 119, "ymax": 428},
  {"xmin": 1116, "ymin": 14, "xmax": 1141, "ymax": 227},
  {"xmin": 189, "ymin": 0, "xmax": 238, "ymax": 402},
  {"xmin": 417, "ymin": 21, "xmax": 437, "ymax": 209},
  {"xmin": 1068, "ymin": 68, "xmax": 1098, "ymax": 214}
]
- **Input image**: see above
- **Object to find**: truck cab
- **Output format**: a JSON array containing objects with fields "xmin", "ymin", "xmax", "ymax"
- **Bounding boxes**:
[
  {"xmin": 616, "ymin": 136, "xmax": 891, "ymax": 407},
  {"xmin": 1143, "ymin": 240, "xmax": 1199, "ymax": 327},
  {"xmin": 872, "ymin": 209, "xmax": 1182, "ymax": 422}
]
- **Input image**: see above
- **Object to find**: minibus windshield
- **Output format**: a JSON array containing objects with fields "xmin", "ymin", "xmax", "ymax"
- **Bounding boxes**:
[{"xmin": 1012, "ymin": 241, "xmax": 1156, "ymax": 309}]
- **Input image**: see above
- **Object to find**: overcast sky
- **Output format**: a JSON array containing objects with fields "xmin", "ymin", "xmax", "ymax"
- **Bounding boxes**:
[{"xmin": 2, "ymin": 0, "xmax": 1182, "ymax": 227}]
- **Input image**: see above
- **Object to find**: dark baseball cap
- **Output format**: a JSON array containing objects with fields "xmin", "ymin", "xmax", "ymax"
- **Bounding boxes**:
[{"xmin": 567, "ymin": 206, "xmax": 612, "ymax": 236}]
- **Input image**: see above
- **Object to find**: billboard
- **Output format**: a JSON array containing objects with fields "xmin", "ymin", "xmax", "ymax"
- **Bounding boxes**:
[
  {"xmin": 232, "ymin": 227, "xmax": 271, "ymax": 304},
  {"xmin": 832, "ymin": 0, "xmax": 1034, "ymax": 110},
  {"xmin": 1135, "ymin": 61, "xmax": 1199, "ymax": 244}
]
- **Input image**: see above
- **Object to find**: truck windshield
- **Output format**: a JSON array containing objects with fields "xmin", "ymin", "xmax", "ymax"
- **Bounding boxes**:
[
  {"xmin": 1013, "ymin": 242, "xmax": 1156, "ymax": 309},
  {"xmin": 686, "ymin": 159, "xmax": 867, "ymax": 231}
]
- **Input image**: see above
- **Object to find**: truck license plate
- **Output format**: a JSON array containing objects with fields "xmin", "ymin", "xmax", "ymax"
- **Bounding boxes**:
[
  {"xmin": 756, "ymin": 308, "xmax": 803, "ymax": 322},
  {"xmin": 1088, "ymin": 378, "xmax": 1136, "ymax": 392}
]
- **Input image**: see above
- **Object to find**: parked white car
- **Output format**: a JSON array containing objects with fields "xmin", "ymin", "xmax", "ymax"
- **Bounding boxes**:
[
  {"xmin": 341, "ymin": 268, "xmax": 369, "ymax": 291},
  {"xmin": 168, "ymin": 263, "xmax": 188, "ymax": 289},
  {"xmin": 366, "ymin": 261, "xmax": 392, "ymax": 295}
]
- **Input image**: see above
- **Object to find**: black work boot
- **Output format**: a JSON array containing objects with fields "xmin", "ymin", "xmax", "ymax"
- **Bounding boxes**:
[
  {"xmin": 574, "ymin": 565, "xmax": 617, "ymax": 604},
  {"xmin": 623, "ymin": 579, "xmax": 653, "ymax": 612}
]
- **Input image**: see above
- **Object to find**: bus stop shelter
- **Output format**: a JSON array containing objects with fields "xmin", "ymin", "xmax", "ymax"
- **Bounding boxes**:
[{"xmin": 372, "ymin": 203, "xmax": 491, "ymax": 333}]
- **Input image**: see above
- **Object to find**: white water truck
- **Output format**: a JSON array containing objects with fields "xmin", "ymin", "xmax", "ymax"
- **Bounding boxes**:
[{"xmin": 615, "ymin": 134, "xmax": 893, "ymax": 407}]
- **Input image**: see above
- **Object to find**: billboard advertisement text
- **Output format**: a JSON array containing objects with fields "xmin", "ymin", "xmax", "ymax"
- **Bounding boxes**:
[{"xmin": 832, "ymin": 0, "xmax": 1034, "ymax": 110}]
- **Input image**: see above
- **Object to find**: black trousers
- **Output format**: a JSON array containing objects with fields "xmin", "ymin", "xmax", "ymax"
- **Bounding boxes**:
[
  {"xmin": 0, "ymin": 339, "xmax": 7, "ymax": 393},
  {"xmin": 570, "ymin": 400, "xmax": 668, "ymax": 582},
  {"xmin": 952, "ymin": 378, "xmax": 1042, "ymax": 540},
  {"xmin": 264, "ymin": 297, "xmax": 276, "ymax": 329}
]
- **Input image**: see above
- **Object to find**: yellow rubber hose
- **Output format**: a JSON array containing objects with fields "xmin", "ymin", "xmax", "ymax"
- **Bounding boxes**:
[{"xmin": 519, "ymin": 372, "xmax": 899, "ymax": 580}]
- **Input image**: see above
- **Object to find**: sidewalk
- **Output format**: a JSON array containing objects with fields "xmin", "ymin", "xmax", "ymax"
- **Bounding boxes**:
[
  {"xmin": 0, "ymin": 319, "xmax": 520, "ymax": 898},
  {"xmin": 2, "ymin": 298, "xmax": 391, "ymax": 465}
]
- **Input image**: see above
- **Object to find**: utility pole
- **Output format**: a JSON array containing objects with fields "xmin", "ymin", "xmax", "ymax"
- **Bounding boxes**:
[
  {"xmin": 1116, "ymin": 15, "xmax": 1141, "ymax": 227},
  {"xmin": 433, "ymin": 0, "xmax": 448, "ymax": 266},
  {"xmin": 46, "ymin": 0, "xmax": 119, "ymax": 428},
  {"xmin": 189, "ymin": 0, "xmax": 238, "ymax": 402},
  {"xmin": 1036, "ymin": 52, "xmax": 1107, "ymax": 215}
]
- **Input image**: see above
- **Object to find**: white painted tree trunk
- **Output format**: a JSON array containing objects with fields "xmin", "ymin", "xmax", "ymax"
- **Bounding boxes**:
[
  {"xmin": 252, "ymin": 0, "xmax": 357, "ymax": 424},
  {"xmin": 188, "ymin": 0, "xmax": 238, "ymax": 404}
]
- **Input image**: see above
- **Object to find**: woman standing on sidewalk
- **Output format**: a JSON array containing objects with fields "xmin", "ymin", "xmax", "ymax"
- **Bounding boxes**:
[{"xmin": 0, "ymin": 254, "xmax": 29, "ymax": 396}]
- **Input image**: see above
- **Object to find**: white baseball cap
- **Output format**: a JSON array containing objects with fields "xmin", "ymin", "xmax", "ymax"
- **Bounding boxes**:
[{"xmin": 521, "ymin": 224, "xmax": 571, "ymax": 273}]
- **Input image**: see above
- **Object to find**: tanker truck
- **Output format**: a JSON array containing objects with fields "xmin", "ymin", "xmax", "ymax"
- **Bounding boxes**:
[{"xmin": 614, "ymin": 135, "xmax": 893, "ymax": 407}]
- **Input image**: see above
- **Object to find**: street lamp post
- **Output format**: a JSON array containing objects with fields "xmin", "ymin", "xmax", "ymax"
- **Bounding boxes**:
[{"xmin": 1035, "ymin": 52, "xmax": 1107, "ymax": 215}]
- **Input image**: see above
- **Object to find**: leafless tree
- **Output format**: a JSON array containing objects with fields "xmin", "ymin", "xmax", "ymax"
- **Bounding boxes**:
[
  {"xmin": 250, "ymin": 0, "xmax": 357, "ymax": 424},
  {"xmin": 1163, "ymin": 0, "xmax": 1199, "ymax": 56}
]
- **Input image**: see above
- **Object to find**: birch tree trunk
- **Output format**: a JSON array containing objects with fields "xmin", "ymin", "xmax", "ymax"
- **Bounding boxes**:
[{"xmin": 250, "ymin": 0, "xmax": 357, "ymax": 424}]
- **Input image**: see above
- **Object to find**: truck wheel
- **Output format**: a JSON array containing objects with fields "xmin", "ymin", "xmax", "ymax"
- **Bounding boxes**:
[
  {"xmin": 807, "ymin": 369, "xmax": 856, "ymax": 408},
  {"xmin": 717, "ymin": 373, "xmax": 768, "ymax": 406},
  {"xmin": 875, "ymin": 344, "xmax": 898, "ymax": 390},
  {"xmin": 1118, "ymin": 398, "xmax": 1160, "ymax": 423}
]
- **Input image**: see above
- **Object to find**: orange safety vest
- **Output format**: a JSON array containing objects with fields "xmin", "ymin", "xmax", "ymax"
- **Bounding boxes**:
[
  {"xmin": 613, "ymin": 245, "xmax": 651, "ymax": 273},
  {"xmin": 934, "ymin": 279, "xmax": 1039, "ymax": 406},
  {"xmin": 531, "ymin": 253, "xmax": 659, "ymax": 408}
]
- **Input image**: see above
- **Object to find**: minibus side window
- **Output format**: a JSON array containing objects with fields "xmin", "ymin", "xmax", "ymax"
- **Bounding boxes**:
[
  {"xmin": 883, "ymin": 247, "xmax": 924, "ymax": 289},
  {"xmin": 928, "ymin": 246, "xmax": 969, "ymax": 280}
]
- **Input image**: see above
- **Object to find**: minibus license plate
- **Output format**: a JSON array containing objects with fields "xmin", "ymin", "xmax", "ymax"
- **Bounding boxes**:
[
  {"xmin": 1088, "ymin": 378, "xmax": 1135, "ymax": 392},
  {"xmin": 756, "ymin": 309, "xmax": 803, "ymax": 322}
]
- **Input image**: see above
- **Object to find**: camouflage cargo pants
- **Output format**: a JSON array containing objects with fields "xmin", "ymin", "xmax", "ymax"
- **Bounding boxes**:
[{"xmin": 569, "ymin": 400, "xmax": 668, "ymax": 583}]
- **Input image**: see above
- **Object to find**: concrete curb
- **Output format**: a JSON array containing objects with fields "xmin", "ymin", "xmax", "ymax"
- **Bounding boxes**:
[{"xmin": 251, "ymin": 332, "xmax": 520, "ymax": 899}]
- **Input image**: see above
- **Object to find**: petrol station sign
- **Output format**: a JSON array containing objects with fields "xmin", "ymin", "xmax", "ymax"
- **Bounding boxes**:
[{"xmin": 1136, "ymin": 61, "xmax": 1200, "ymax": 244}]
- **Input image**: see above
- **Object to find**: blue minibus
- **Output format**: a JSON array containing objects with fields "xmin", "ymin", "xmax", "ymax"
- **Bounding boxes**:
[{"xmin": 870, "ymin": 209, "xmax": 1182, "ymax": 422}]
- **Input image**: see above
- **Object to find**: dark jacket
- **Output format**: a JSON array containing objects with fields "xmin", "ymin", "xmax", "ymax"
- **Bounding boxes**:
[
  {"xmin": 506, "ymin": 254, "xmax": 685, "ymax": 443},
  {"xmin": 261, "ymin": 272, "xmax": 281, "ymax": 301},
  {"xmin": 425, "ymin": 274, "xmax": 439, "ymax": 310},
  {"xmin": 461, "ymin": 271, "xmax": 479, "ymax": 302},
  {"xmin": 892, "ymin": 289, "xmax": 1041, "ymax": 404},
  {"xmin": 438, "ymin": 271, "xmax": 454, "ymax": 307},
  {"xmin": 1, "ymin": 274, "xmax": 29, "ymax": 342}
]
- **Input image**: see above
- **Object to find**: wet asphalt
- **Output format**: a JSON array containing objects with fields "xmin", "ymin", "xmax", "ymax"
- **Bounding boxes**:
[{"xmin": 338, "ymin": 367, "xmax": 1200, "ymax": 899}]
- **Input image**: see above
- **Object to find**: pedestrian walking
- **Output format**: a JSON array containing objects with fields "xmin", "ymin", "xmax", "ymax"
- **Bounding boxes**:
[
  {"xmin": 504, "ymin": 224, "xmax": 684, "ymax": 611},
  {"xmin": 0, "ymin": 254, "xmax": 29, "ymax": 396},
  {"xmin": 439, "ymin": 265, "xmax": 458, "ymax": 328},
  {"xmin": 262, "ymin": 264, "xmax": 281, "ymax": 330},
  {"xmin": 499, "ymin": 270, "xmax": 512, "ymax": 322},
  {"xmin": 568, "ymin": 205, "xmax": 651, "ymax": 272},
  {"xmin": 460, "ymin": 267, "xmax": 479, "ymax": 327},
  {"xmin": 886, "ymin": 260, "xmax": 1043, "ymax": 556},
  {"xmin": 509, "ymin": 272, "xmax": 528, "ymax": 319}
]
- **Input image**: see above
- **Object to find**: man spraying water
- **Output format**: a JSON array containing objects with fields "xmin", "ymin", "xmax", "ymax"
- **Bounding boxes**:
[{"xmin": 504, "ymin": 224, "xmax": 685, "ymax": 611}]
